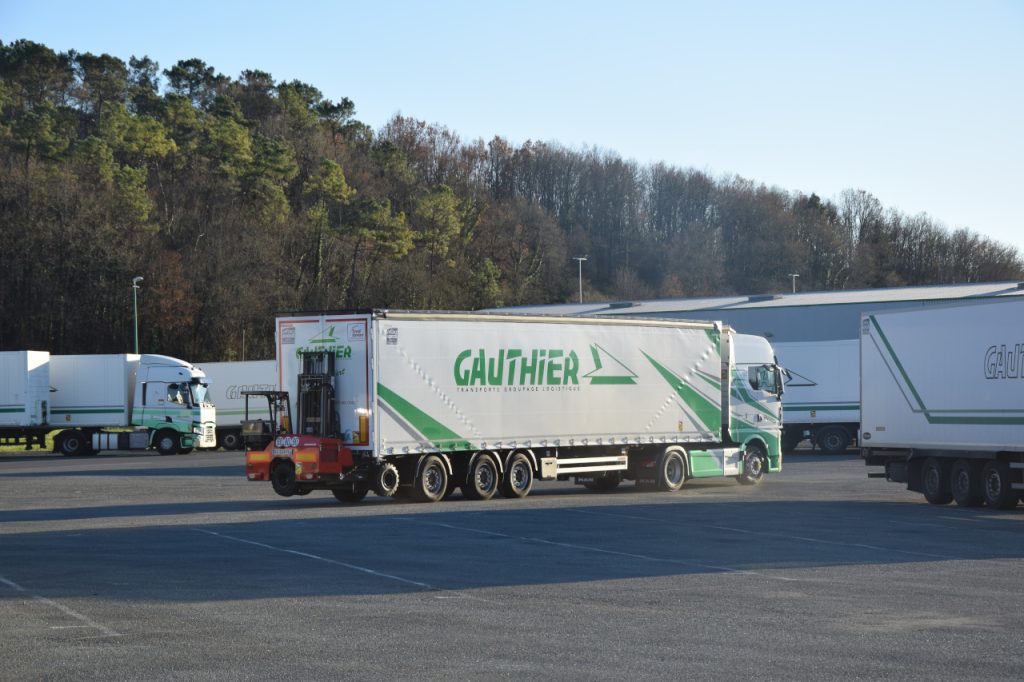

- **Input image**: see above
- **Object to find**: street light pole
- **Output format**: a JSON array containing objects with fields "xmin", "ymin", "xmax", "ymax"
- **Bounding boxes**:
[
  {"xmin": 788, "ymin": 273, "xmax": 800, "ymax": 294},
  {"xmin": 573, "ymin": 256, "xmax": 587, "ymax": 304},
  {"xmin": 132, "ymin": 276, "xmax": 143, "ymax": 353}
]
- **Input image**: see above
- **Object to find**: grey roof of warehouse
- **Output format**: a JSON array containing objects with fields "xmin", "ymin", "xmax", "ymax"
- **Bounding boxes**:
[{"xmin": 488, "ymin": 281, "xmax": 1024, "ymax": 343}]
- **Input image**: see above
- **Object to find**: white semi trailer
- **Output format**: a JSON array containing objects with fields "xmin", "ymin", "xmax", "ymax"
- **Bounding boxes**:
[
  {"xmin": 198, "ymin": 360, "xmax": 276, "ymax": 449},
  {"xmin": 774, "ymin": 340, "xmax": 860, "ymax": 454},
  {"xmin": 245, "ymin": 311, "xmax": 784, "ymax": 502},
  {"xmin": 861, "ymin": 298, "xmax": 1024, "ymax": 508},
  {"xmin": 0, "ymin": 352, "xmax": 217, "ymax": 455}
]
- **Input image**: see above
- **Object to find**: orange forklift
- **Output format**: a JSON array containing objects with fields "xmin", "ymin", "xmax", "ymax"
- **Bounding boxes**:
[{"xmin": 243, "ymin": 351, "xmax": 397, "ymax": 502}]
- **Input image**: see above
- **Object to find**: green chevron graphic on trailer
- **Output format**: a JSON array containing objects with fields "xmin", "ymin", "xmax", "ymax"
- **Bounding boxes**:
[
  {"xmin": 309, "ymin": 326, "xmax": 338, "ymax": 344},
  {"xmin": 377, "ymin": 383, "xmax": 473, "ymax": 450},
  {"xmin": 869, "ymin": 315, "xmax": 1024, "ymax": 425},
  {"xmin": 643, "ymin": 352, "xmax": 720, "ymax": 434},
  {"xmin": 584, "ymin": 344, "xmax": 638, "ymax": 385}
]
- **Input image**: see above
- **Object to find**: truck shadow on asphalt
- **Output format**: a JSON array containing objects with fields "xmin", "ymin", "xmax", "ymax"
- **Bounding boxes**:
[{"xmin": 3, "ymin": 496, "xmax": 1024, "ymax": 601}]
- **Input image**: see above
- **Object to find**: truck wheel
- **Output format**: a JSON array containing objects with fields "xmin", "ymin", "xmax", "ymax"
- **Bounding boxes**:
[
  {"xmin": 462, "ymin": 453, "xmax": 499, "ymax": 501},
  {"xmin": 981, "ymin": 461, "xmax": 1018, "ymax": 510},
  {"xmin": 412, "ymin": 455, "xmax": 448, "ymax": 503},
  {"xmin": 499, "ymin": 452, "xmax": 534, "ymax": 499},
  {"xmin": 332, "ymin": 488, "xmax": 368, "ymax": 503},
  {"xmin": 270, "ymin": 461, "xmax": 298, "ymax": 497},
  {"xmin": 921, "ymin": 457, "xmax": 952, "ymax": 505},
  {"xmin": 155, "ymin": 430, "xmax": 180, "ymax": 456},
  {"xmin": 738, "ymin": 443, "xmax": 767, "ymax": 485},
  {"xmin": 950, "ymin": 459, "xmax": 983, "ymax": 507},
  {"xmin": 59, "ymin": 431, "xmax": 89, "ymax": 457},
  {"xmin": 219, "ymin": 430, "xmax": 242, "ymax": 451},
  {"xmin": 372, "ymin": 462, "xmax": 401, "ymax": 497},
  {"xmin": 816, "ymin": 426, "xmax": 850, "ymax": 455},
  {"xmin": 657, "ymin": 449, "xmax": 686, "ymax": 492}
]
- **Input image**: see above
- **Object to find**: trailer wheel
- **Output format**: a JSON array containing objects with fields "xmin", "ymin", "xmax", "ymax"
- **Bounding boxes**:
[
  {"xmin": 332, "ymin": 488, "xmax": 368, "ymax": 503},
  {"xmin": 499, "ymin": 452, "xmax": 534, "ymax": 499},
  {"xmin": 816, "ymin": 426, "xmax": 850, "ymax": 455},
  {"xmin": 981, "ymin": 461, "xmax": 1018, "ymax": 510},
  {"xmin": 738, "ymin": 443, "xmax": 767, "ymax": 485},
  {"xmin": 155, "ymin": 430, "xmax": 180, "ymax": 456},
  {"xmin": 462, "ymin": 453, "xmax": 500, "ymax": 501},
  {"xmin": 219, "ymin": 430, "xmax": 242, "ymax": 451},
  {"xmin": 58, "ymin": 431, "xmax": 89, "ymax": 457},
  {"xmin": 950, "ymin": 459, "xmax": 983, "ymax": 507},
  {"xmin": 372, "ymin": 462, "xmax": 401, "ymax": 497},
  {"xmin": 412, "ymin": 455, "xmax": 448, "ymax": 503},
  {"xmin": 657, "ymin": 448, "xmax": 686, "ymax": 492},
  {"xmin": 270, "ymin": 461, "xmax": 298, "ymax": 497},
  {"xmin": 921, "ymin": 457, "xmax": 952, "ymax": 505}
]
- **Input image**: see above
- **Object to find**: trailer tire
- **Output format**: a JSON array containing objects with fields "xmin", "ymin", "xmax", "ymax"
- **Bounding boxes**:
[
  {"xmin": 58, "ymin": 431, "xmax": 89, "ymax": 457},
  {"xmin": 155, "ymin": 430, "xmax": 180, "ymax": 456},
  {"xmin": 657, "ymin": 448, "xmax": 686, "ymax": 492},
  {"xmin": 950, "ymin": 459, "xmax": 983, "ymax": 507},
  {"xmin": 219, "ymin": 430, "xmax": 242, "ymax": 451},
  {"xmin": 462, "ymin": 453, "xmax": 500, "ymax": 501},
  {"xmin": 270, "ymin": 461, "xmax": 298, "ymax": 497},
  {"xmin": 499, "ymin": 452, "xmax": 534, "ymax": 499},
  {"xmin": 922, "ymin": 457, "xmax": 952, "ymax": 505},
  {"xmin": 412, "ymin": 455, "xmax": 448, "ymax": 503},
  {"xmin": 738, "ymin": 443, "xmax": 767, "ymax": 485},
  {"xmin": 372, "ymin": 462, "xmax": 401, "ymax": 497},
  {"xmin": 981, "ymin": 461, "xmax": 1018, "ymax": 510},
  {"xmin": 816, "ymin": 426, "xmax": 850, "ymax": 455},
  {"xmin": 332, "ymin": 488, "xmax": 368, "ymax": 504}
]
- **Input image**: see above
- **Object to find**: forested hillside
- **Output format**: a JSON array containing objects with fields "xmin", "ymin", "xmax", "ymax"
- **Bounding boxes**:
[{"xmin": 2, "ymin": 40, "xmax": 1021, "ymax": 360}]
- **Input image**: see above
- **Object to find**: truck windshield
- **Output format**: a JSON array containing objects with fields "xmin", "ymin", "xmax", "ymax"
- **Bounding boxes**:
[{"xmin": 190, "ymin": 380, "xmax": 212, "ymax": 406}]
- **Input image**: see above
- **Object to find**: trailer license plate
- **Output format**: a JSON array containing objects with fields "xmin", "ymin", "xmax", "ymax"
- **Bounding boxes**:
[{"xmin": 272, "ymin": 448, "xmax": 293, "ymax": 457}]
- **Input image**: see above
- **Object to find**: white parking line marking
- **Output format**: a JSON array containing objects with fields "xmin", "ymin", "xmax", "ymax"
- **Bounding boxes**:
[
  {"xmin": 193, "ymin": 528, "xmax": 497, "ymax": 603},
  {"xmin": 709, "ymin": 524, "xmax": 964, "ymax": 561},
  {"xmin": 0, "ymin": 575, "xmax": 121, "ymax": 638},
  {"xmin": 397, "ymin": 516, "xmax": 802, "ymax": 582}
]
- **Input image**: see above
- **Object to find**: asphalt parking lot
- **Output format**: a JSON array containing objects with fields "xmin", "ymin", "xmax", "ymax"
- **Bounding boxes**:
[{"xmin": 2, "ymin": 449, "xmax": 1023, "ymax": 681}]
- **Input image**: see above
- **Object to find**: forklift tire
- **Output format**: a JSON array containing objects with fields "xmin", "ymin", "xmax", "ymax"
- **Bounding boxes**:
[
  {"xmin": 372, "ymin": 462, "xmax": 401, "ymax": 497},
  {"xmin": 270, "ymin": 461, "xmax": 298, "ymax": 497}
]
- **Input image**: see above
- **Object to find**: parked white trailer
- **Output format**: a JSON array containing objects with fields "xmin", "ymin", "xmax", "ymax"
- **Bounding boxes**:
[
  {"xmin": 0, "ymin": 351, "xmax": 51, "ymax": 449},
  {"xmin": 246, "ymin": 311, "xmax": 784, "ymax": 502},
  {"xmin": 861, "ymin": 298, "xmax": 1024, "ymax": 508},
  {"xmin": 774, "ymin": 340, "xmax": 860, "ymax": 453},
  {"xmin": 198, "ymin": 360, "xmax": 276, "ymax": 449},
  {"xmin": 0, "ymin": 352, "xmax": 217, "ymax": 455}
]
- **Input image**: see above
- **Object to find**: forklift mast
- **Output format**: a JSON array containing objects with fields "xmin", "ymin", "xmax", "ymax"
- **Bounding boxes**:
[{"xmin": 298, "ymin": 351, "xmax": 338, "ymax": 437}]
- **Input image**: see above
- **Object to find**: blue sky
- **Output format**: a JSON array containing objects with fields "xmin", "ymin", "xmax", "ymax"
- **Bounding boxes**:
[{"xmin": 3, "ymin": 0, "xmax": 1022, "ymax": 258}]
